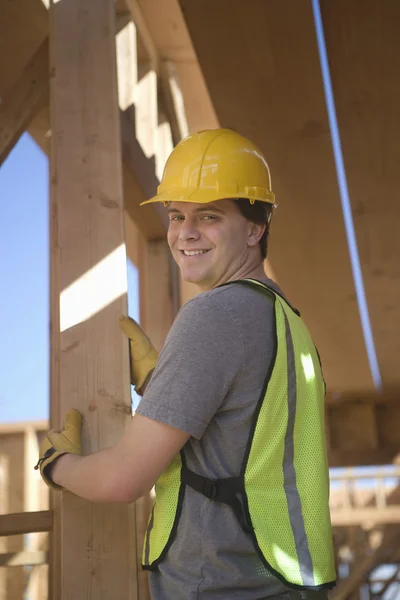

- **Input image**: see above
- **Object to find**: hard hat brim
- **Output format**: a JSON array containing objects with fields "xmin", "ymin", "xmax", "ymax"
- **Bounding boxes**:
[{"xmin": 140, "ymin": 188, "xmax": 275, "ymax": 207}]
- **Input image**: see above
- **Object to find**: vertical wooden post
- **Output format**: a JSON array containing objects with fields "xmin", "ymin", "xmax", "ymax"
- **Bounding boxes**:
[
  {"xmin": 0, "ymin": 455, "xmax": 8, "ymax": 600},
  {"xmin": 49, "ymin": 0, "xmax": 137, "ymax": 598},
  {"xmin": 24, "ymin": 428, "xmax": 49, "ymax": 600},
  {"xmin": 0, "ymin": 433, "xmax": 25, "ymax": 599},
  {"xmin": 136, "ymin": 236, "xmax": 179, "ymax": 600}
]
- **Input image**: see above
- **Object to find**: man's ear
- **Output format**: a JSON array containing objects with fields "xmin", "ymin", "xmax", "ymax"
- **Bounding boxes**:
[{"xmin": 247, "ymin": 222, "xmax": 266, "ymax": 248}]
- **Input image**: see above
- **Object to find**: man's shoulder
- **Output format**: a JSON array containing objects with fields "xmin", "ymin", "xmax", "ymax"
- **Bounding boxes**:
[
  {"xmin": 180, "ymin": 278, "xmax": 280, "ymax": 321},
  {"xmin": 189, "ymin": 278, "xmax": 281, "ymax": 303}
]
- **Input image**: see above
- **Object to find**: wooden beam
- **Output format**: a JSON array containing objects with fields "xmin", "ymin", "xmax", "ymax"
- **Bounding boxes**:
[
  {"xmin": 127, "ymin": 0, "xmax": 218, "ymax": 133},
  {"xmin": 123, "ymin": 0, "xmax": 189, "ymax": 146},
  {"xmin": 117, "ymin": 21, "xmax": 168, "ymax": 240},
  {"xmin": 0, "ymin": 511, "xmax": 52, "ymax": 537},
  {"xmin": 159, "ymin": 60, "xmax": 189, "ymax": 145},
  {"xmin": 373, "ymin": 565, "xmax": 400, "ymax": 598},
  {"xmin": 0, "ymin": 421, "xmax": 48, "ymax": 435},
  {"xmin": 121, "ymin": 109, "xmax": 168, "ymax": 239},
  {"xmin": 49, "ymin": 0, "xmax": 138, "ymax": 598},
  {"xmin": 127, "ymin": 59, "xmax": 180, "ymax": 598},
  {"xmin": 116, "ymin": 19, "xmax": 168, "ymax": 240},
  {"xmin": 331, "ymin": 507, "xmax": 400, "ymax": 528},
  {"xmin": 326, "ymin": 397, "xmax": 400, "ymax": 467},
  {"xmin": 319, "ymin": 0, "xmax": 400, "ymax": 391},
  {"xmin": 0, "ymin": 456, "xmax": 8, "ymax": 600},
  {"xmin": 0, "ymin": 38, "xmax": 48, "ymax": 166},
  {"xmin": 0, "ymin": 432, "xmax": 26, "ymax": 598},
  {"xmin": 331, "ymin": 527, "xmax": 400, "ymax": 600},
  {"xmin": 138, "ymin": 238, "xmax": 180, "ymax": 350},
  {"xmin": 0, "ymin": 551, "xmax": 48, "ymax": 568},
  {"xmin": 123, "ymin": 0, "xmax": 159, "ymax": 72},
  {"xmin": 23, "ymin": 428, "xmax": 49, "ymax": 600},
  {"xmin": 135, "ymin": 234, "xmax": 180, "ymax": 600}
]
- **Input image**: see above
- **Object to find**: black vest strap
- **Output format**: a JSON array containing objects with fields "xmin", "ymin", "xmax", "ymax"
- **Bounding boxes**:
[{"xmin": 181, "ymin": 466, "xmax": 253, "ymax": 534}]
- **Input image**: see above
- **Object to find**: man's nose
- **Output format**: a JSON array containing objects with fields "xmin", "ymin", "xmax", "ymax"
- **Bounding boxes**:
[{"xmin": 179, "ymin": 219, "xmax": 200, "ymax": 241}]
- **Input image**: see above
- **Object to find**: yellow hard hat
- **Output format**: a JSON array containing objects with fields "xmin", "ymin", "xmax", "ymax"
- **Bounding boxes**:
[{"xmin": 140, "ymin": 128, "xmax": 275, "ymax": 206}]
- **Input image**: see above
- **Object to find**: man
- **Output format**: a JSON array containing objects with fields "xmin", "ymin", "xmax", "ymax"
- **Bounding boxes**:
[{"xmin": 36, "ymin": 129, "xmax": 336, "ymax": 599}]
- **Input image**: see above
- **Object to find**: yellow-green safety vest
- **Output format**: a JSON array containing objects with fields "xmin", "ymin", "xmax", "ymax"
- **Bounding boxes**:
[{"xmin": 142, "ymin": 279, "xmax": 336, "ymax": 591}]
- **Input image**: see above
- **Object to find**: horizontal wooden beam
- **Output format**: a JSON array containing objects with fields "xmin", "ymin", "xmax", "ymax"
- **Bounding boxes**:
[
  {"xmin": 0, "ymin": 420, "xmax": 48, "ymax": 435},
  {"xmin": 0, "ymin": 510, "xmax": 53, "ymax": 537},
  {"xmin": 331, "ymin": 506, "xmax": 400, "ymax": 528},
  {"xmin": 0, "ymin": 38, "xmax": 48, "ymax": 166},
  {"xmin": 326, "ymin": 396, "xmax": 400, "ymax": 467},
  {"xmin": 329, "ymin": 448, "xmax": 400, "ymax": 468},
  {"xmin": 0, "ymin": 551, "xmax": 48, "ymax": 567}
]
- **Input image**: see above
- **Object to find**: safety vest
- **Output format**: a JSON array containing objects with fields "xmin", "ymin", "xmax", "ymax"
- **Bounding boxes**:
[{"xmin": 142, "ymin": 279, "xmax": 336, "ymax": 590}]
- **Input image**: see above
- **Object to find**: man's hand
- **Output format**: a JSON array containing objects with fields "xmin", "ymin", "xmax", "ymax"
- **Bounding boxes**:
[
  {"xmin": 35, "ymin": 409, "xmax": 82, "ymax": 490},
  {"xmin": 119, "ymin": 315, "xmax": 159, "ymax": 395}
]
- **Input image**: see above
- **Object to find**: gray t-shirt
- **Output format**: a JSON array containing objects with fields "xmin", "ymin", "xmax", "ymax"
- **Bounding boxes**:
[{"xmin": 137, "ymin": 278, "xmax": 326, "ymax": 600}]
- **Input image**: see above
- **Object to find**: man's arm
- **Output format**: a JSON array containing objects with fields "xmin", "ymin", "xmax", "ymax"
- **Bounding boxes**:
[{"xmin": 50, "ymin": 413, "xmax": 190, "ymax": 503}]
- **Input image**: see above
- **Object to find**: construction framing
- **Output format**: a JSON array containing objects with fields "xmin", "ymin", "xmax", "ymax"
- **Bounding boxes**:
[{"xmin": 1, "ymin": 1, "xmax": 400, "ymax": 599}]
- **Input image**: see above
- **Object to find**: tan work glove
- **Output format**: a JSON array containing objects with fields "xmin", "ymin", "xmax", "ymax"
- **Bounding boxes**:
[
  {"xmin": 119, "ymin": 315, "xmax": 158, "ymax": 395},
  {"xmin": 34, "ymin": 409, "xmax": 82, "ymax": 490}
]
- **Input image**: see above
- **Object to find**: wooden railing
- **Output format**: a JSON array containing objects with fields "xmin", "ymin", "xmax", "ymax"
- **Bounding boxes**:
[{"xmin": 330, "ymin": 467, "xmax": 400, "ymax": 526}]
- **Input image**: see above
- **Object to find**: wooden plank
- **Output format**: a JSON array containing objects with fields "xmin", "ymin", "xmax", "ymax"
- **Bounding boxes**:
[
  {"xmin": 24, "ymin": 428, "xmax": 49, "ymax": 600},
  {"xmin": 0, "ymin": 433, "xmax": 25, "ymax": 598},
  {"xmin": 131, "ymin": 0, "xmax": 218, "ymax": 132},
  {"xmin": 320, "ymin": 0, "xmax": 400, "ymax": 390},
  {"xmin": 0, "ymin": 456, "xmax": 8, "ymax": 600},
  {"xmin": 130, "ymin": 63, "xmax": 179, "ymax": 596},
  {"xmin": 331, "ymin": 507, "xmax": 400, "ymax": 528},
  {"xmin": 138, "ymin": 237, "xmax": 179, "ymax": 350},
  {"xmin": 0, "ymin": 421, "xmax": 48, "ymax": 435},
  {"xmin": 0, "ymin": 551, "xmax": 48, "ymax": 568},
  {"xmin": 133, "ymin": 73, "xmax": 179, "ymax": 592},
  {"xmin": 331, "ymin": 527, "xmax": 400, "ymax": 600},
  {"xmin": 329, "ymin": 447, "xmax": 400, "ymax": 468},
  {"xmin": 49, "ymin": 0, "xmax": 138, "ymax": 598},
  {"xmin": 135, "ymin": 234, "xmax": 180, "ymax": 600},
  {"xmin": 122, "ymin": 106, "xmax": 169, "ymax": 240},
  {"xmin": 124, "ymin": 0, "xmax": 159, "ymax": 71},
  {"xmin": 0, "ymin": 0, "xmax": 48, "ymax": 96},
  {"xmin": 0, "ymin": 38, "xmax": 49, "ymax": 165},
  {"xmin": 0, "ymin": 511, "xmax": 53, "ymax": 537},
  {"xmin": 326, "ymin": 398, "xmax": 400, "ymax": 467},
  {"xmin": 159, "ymin": 60, "xmax": 189, "ymax": 144},
  {"xmin": 117, "ymin": 21, "xmax": 169, "ymax": 240}
]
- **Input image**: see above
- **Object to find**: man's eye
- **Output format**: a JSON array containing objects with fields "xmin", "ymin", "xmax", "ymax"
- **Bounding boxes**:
[
  {"xmin": 201, "ymin": 215, "xmax": 217, "ymax": 220},
  {"xmin": 170, "ymin": 215, "xmax": 184, "ymax": 221}
]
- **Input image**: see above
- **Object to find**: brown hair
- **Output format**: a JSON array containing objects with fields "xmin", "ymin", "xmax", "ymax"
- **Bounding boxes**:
[{"xmin": 233, "ymin": 199, "xmax": 273, "ymax": 260}]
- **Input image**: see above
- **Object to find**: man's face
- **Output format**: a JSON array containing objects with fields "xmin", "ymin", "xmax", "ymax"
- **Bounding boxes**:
[{"xmin": 167, "ymin": 199, "xmax": 258, "ymax": 291}]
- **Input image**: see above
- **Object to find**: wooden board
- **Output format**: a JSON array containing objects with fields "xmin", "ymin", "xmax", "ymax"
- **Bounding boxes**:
[
  {"xmin": 320, "ymin": 0, "xmax": 400, "ymax": 390},
  {"xmin": 0, "ymin": 434, "xmax": 25, "ymax": 599},
  {"xmin": 0, "ymin": 38, "xmax": 48, "ymax": 166},
  {"xmin": 49, "ymin": 0, "xmax": 138, "ymax": 597}
]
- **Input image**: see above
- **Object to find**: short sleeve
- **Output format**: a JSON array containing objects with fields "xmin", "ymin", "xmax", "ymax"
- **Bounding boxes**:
[{"xmin": 136, "ymin": 294, "xmax": 245, "ymax": 439}]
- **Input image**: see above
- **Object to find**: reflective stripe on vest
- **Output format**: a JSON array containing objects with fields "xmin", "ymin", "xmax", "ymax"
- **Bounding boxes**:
[{"xmin": 142, "ymin": 279, "xmax": 336, "ymax": 590}]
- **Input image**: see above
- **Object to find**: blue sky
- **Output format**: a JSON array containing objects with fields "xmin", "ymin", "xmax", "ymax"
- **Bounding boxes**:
[{"xmin": 0, "ymin": 133, "xmax": 139, "ymax": 422}]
